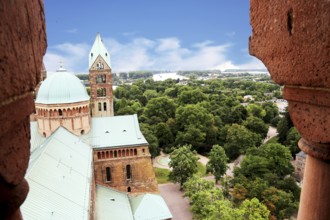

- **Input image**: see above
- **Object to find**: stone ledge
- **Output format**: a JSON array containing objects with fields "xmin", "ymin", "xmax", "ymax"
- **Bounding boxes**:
[{"xmin": 299, "ymin": 138, "xmax": 330, "ymax": 161}]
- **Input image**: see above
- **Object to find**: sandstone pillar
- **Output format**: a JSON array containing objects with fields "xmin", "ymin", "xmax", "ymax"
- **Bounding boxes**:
[
  {"xmin": 0, "ymin": 1, "xmax": 47, "ymax": 219},
  {"xmin": 249, "ymin": 0, "xmax": 329, "ymax": 219}
]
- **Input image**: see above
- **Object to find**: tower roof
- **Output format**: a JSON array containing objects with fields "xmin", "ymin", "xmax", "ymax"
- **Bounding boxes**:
[{"xmin": 89, "ymin": 33, "xmax": 111, "ymax": 69}]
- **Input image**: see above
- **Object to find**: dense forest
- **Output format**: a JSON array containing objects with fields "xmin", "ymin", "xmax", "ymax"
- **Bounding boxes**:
[{"xmin": 113, "ymin": 77, "xmax": 300, "ymax": 219}]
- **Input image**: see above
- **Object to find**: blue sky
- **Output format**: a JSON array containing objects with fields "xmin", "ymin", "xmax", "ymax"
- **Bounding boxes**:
[{"xmin": 44, "ymin": 0, "xmax": 265, "ymax": 73}]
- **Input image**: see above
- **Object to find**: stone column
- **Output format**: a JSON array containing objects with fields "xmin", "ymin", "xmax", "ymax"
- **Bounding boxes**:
[
  {"xmin": 0, "ymin": 0, "xmax": 47, "ymax": 219},
  {"xmin": 249, "ymin": 0, "xmax": 329, "ymax": 219}
]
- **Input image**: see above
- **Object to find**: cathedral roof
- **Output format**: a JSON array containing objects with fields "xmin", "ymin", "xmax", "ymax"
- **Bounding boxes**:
[
  {"xmin": 83, "ymin": 114, "xmax": 148, "ymax": 149},
  {"xmin": 21, "ymin": 127, "xmax": 92, "ymax": 219},
  {"xmin": 35, "ymin": 68, "xmax": 90, "ymax": 104},
  {"xmin": 89, "ymin": 33, "xmax": 111, "ymax": 69}
]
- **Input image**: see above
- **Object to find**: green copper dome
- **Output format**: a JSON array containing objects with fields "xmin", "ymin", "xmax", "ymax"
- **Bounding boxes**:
[{"xmin": 36, "ymin": 69, "xmax": 89, "ymax": 104}]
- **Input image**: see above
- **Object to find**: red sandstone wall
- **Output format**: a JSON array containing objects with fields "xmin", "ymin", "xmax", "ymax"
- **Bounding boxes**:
[
  {"xmin": 0, "ymin": 0, "xmax": 47, "ymax": 219},
  {"xmin": 94, "ymin": 146, "xmax": 158, "ymax": 194}
]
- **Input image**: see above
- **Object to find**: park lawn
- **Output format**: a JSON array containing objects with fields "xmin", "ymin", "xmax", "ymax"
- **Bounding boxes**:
[
  {"xmin": 154, "ymin": 167, "xmax": 170, "ymax": 184},
  {"xmin": 154, "ymin": 161, "xmax": 208, "ymax": 184}
]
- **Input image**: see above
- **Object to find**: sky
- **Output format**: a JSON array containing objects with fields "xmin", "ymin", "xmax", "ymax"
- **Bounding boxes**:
[{"xmin": 44, "ymin": 0, "xmax": 266, "ymax": 73}]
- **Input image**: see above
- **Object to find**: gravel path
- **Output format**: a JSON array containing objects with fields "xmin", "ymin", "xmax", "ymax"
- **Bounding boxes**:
[{"xmin": 158, "ymin": 183, "xmax": 193, "ymax": 220}]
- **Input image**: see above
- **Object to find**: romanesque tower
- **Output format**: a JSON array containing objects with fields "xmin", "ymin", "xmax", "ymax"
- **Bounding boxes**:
[{"xmin": 89, "ymin": 33, "xmax": 114, "ymax": 117}]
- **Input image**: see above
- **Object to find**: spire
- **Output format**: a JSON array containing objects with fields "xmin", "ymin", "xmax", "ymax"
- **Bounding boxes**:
[{"xmin": 89, "ymin": 33, "xmax": 111, "ymax": 69}]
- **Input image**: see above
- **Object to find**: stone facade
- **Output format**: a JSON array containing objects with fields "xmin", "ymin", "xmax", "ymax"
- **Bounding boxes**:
[
  {"xmin": 35, "ymin": 101, "xmax": 91, "ymax": 137},
  {"xmin": 250, "ymin": 0, "xmax": 330, "ymax": 219},
  {"xmin": 0, "ymin": 0, "xmax": 47, "ymax": 219},
  {"xmin": 93, "ymin": 145, "xmax": 158, "ymax": 194},
  {"xmin": 90, "ymin": 55, "xmax": 114, "ymax": 117}
]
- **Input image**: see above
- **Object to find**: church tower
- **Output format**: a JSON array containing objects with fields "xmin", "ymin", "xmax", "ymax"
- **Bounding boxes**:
[{"xmin": 89, "ymin": 33, "xmax": 114, "ymax": 117}]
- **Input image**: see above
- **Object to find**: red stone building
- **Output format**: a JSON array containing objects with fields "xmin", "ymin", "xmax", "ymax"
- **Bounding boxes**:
[{"xmin": 89, "ymin": 33, "xmax": 114, "ymax": 117}]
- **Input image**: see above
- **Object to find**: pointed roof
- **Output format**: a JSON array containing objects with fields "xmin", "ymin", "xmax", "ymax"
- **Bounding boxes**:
[{"xmin": 89, "ymin": 33, "xmax": 111, "ymax": 69}]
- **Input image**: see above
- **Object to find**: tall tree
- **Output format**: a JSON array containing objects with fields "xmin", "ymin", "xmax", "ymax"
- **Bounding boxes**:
[
  {"xmin": 143, "ymin": 96, "xmax": 177, "ymax": 123},
  {"xmin": 224, "ymin": 124, "xmax": 259, "ymax": 160},
  {"xmin": 169, "ymin": 145, "xmax": 199, "ymax": 187},
  {"xmin": 243, "ymin": 116, "xmax": 269, "ymax": 140},
  {"xmin": 206, "ymin": 145, "xmax": 229, "ymax": 183}
]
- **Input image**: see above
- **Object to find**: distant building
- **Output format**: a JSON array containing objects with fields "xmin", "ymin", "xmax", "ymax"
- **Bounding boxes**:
[
  {"xmin": 295, "ymin": 151, "xmax": 307, "ymax": 182},
  {"xmin": 22, "ymin": 33, "xmax": 171, "ymax": 220}
]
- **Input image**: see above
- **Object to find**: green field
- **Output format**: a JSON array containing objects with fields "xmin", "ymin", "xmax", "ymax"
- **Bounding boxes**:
[{"xmin": 154, "ymin": 161, "xmax": 208, "ymax": 184}]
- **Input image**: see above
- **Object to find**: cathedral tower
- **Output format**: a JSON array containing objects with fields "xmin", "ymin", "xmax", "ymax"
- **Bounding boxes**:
[{"xmin": 89, "ymin": 33, "xmax": 114, "ymax": 117}]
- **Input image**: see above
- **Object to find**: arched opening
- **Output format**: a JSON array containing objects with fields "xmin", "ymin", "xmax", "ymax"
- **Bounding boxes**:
[
  {"xmin": 110, "ymin": 151, "xmax": 113, "ymax": 158},
  {"xmin": 42, "ymin": 132, "xmax": 46, "ymax": 137},
  {"xmin": 101, "ymin": 152, "xmax": 105, "ymax": 159},
  {"xmin": 105, "ymin": 167, "xmax": 111, "ymax": 182},
  {"xmin": 134, "ymin": 149, "xmax": 137, "ymax": 156},
  {"xmin": 127, "ymin": 187, "xmax": 131, "ymax": 193},
  {"xmin": 81, "ymin": 130, "xmax": 85, "ymax": 135},
  {"xmin": 130, "ymin": 149, "xmax": 133, "ymax": 156},
  {"xmin": 126, "ymin": 164, "xmax": 131, "ymax": 180},
  {"xmin": 106, "ymin": 151, "xmax": 109, "ymax": 158},
  {"xmin": 114, "ymin": 151, "xmax": 117, "ymax": 158},
  {"xmin": 98, "ymin": 102, "xmax": 102, "ymax": 111},
  {"xmin": 59, "ymin": 109, "xmax": 62, "ymax": 116},
  {"xmin": 126, "ymin": 149, "xmax": 129, "ymax": 156},
  {"xmin": 122, "ymin": 150, "xmax": 125, "ymax": 157},
  {"xmin": 142, "ymin": 148, "xmax": 145, "ymax": 154},
  {"xmin": 97, "ymin": 152, "xmax": 101, "ymax": 159},
  {"xmin": 118, "ymin": 150, "xmax": 122, "ymax": 157},
  {"xmin": 103, "ymin": 102, "xmax": 107, "ymax": 111}
]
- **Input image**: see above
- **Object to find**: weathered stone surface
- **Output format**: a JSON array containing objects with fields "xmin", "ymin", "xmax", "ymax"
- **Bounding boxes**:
[
  {"xmin": 249, "ymin": 0, "xmax": 329, "ymax": 87},
  {"xmin": 297, "ymin": 155, "xmax": 330, "ymax": 220},
  {"xmin": 0, "ymin": 0, "xmax": 47, "ymax": 101},
  {"xmin": 0, "ymin": 119, "xmax": 31, "ymax": 185},
  {"xmin": 0, "ymin": 0, "xmax": 47, "ymax": 219},
  {"xmin": 250, "ymin": 0, "xmax": 330, "ymax": 219}
]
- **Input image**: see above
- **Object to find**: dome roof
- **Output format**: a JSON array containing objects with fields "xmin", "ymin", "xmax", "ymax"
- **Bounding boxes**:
[{"xmin": 36, "ymin": 69, "xmax": 90, "ymax": 104}]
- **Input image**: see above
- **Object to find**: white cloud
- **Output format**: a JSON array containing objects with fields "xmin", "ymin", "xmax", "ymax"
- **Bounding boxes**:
[
  {"xmin": 237, "ymin": 56, "xmax": 266, "ymax": 69},
  {"xmin": 44, "ymin": 36, "xmax": 266, "ymax": 73},
  {"xmin": 44, "ymin": 43, "xmax": 90, "ymax": 72}
]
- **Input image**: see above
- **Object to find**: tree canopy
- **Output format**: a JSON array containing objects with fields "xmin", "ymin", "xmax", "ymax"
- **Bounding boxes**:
[{"xmin": 169, "ymin": 145, "xmax": 199, "ymax": 186}]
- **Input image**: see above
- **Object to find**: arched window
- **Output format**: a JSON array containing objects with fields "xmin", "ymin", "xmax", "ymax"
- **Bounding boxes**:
[
  {"xmin": 105, "ymin": 167, "xmax": 112, "ymax": 182},
  {"xmin": 97, "ymin": 152, "xmax": 101, "ymax": 159},
  {"xmin": 110, "ymin": 151, "xmax": 113, "ymax": 158},
  {"xmin": 134, "ymin": 149, "xmax": 137, "ymax": 156},
  {"xmin": 101, "ymin": 152, "xmax": 105, "ymax": 159},
  {"xmin": 106, "ymin": 151, "xmax": 109, "ymax": 158},
  {"xmin": 126, "ymin": 165, "xmax": 131, "ymax": 180},
  {"xmin": 98, "ymin": 102, "xmax": 102, "ymax": 111},
  {"xmin": 103, "ymin": 102, "xmax": 107, "ymax": 111},
  {"xmin": 114, "ymin": 151, "xmax": 117, "ymax": 158},
  {"xmin": 59, "ymin": 109, "xmax": 62, "ymax": 116},
  {"xmin": 142, "ymin": 149, "xmax": 145, "ymax": 154},
  {"xmin": 127, "ymin": 187, "xmax": 131, "ymax": 192}
]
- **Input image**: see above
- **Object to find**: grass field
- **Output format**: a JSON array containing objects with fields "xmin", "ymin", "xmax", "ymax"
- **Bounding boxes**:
[{"xmin": 154, "ymin": 161, "xmax": 208, "ymax": 184}]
